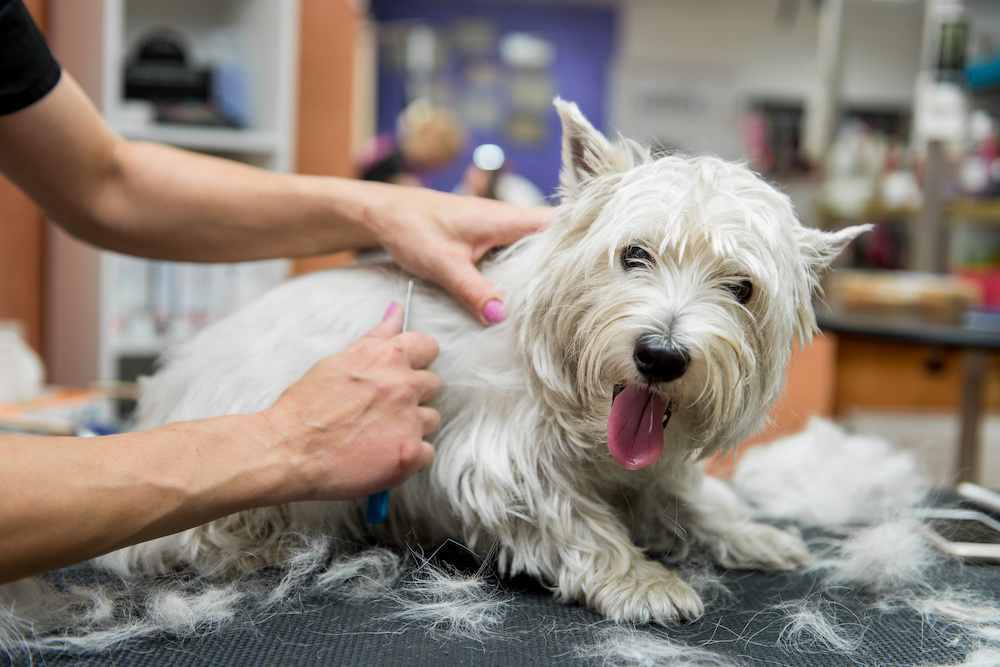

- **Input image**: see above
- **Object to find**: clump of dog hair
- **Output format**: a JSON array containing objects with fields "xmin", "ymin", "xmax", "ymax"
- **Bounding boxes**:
[
  {"xmin": 382, "ymin": 558, "xmax": 509, "ymax": 641},
  {"xmin": 731, "ymin": 418, "xmax": 930, "ymax": 526},
  {"xmin": 0, "ymin": 541, "xmax": 509, "ymax": 657},
  {"xmin": 315, "ymin": 546, "xmax": 406, "ymax": 600},
  {"xmin": 888, "ymin": 587, "xmax": 1000, "ymax": 650},
  {"xmin": 950, "ymin": 647, "xmax": 1000, "ymax": 667},
  {"xmin": 906, "ymin": 587, "xmax": 1000, "ymax": 627},
  {"xmin": 774, "ymin": 597, "xmax": 866, "ymax": 654},
  {"xmin": 313, "ymin": 542, "xmax": 509, "ymax": 642},
  {"xmin": 572, "ymin": 626, "xmax": 737, "ymax": 667},
  {"xmin": 0, "ymin": 574, "xmax": 247, "ymax": 655},
  {"xmin": 144, "ymin": 586, "xmax": 245, "ymax": 635},
  {"xmin": 810, "ymin": 517, "xmax": 941, "ymax": 594}
]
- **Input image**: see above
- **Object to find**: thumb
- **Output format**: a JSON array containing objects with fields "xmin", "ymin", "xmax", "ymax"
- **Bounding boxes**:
[
  {"xmin": 366, "ymin": 300, "xmax": 404, "ymax": 339},
  {"xmin": 489, "ymin": 205, "xmax": 553, "ymax": 246}
]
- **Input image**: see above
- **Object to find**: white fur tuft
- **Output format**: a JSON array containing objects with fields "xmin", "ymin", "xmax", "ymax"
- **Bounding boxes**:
[
  {"xmin": 810, "ymin": 517, "xmax": 941, "ymax": 594},
  {"xmin": 775, "ymin": 597, "xmax": 866, "ymax": 654},
  {"xmin": 732, "ymin": 418, "xmax": 931, "ymax": 526},
  {"xmin": 573, "ymin": 626, "xmax": 738, "ymax": 667},
  {"xmin": 381, "ymin": 558, "xmax": 509, "ymax": 641}
]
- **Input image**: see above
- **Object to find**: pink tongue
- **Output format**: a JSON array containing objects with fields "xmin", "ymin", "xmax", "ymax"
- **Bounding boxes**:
[{"xmin": 607, "ymin": 386, "xmax": 668, "ymax": 470}]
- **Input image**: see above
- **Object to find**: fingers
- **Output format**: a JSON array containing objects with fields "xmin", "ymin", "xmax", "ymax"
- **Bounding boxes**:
[
  {"xmin": 437, "ymin": 204, "xmax": 551, "ymax": 325},
  {"xmin": 433, "ymin": 259, "xmax": 507, "ymax": 325},
  {"xmin": 380, "ymin": 383, "xmax": 438, "ymax": 487},
  {"xmin": 401, "ymin": 438, "xmax": 436, "ymax": 478},
  {"xmin": 365, "ymin": 302, "xmax": 440, "ymax": 367},
  {"xmin": 413, "ymin": 368, "xmax": 441, "ymax": 405},
  {"xmin": 367, "ymin": 301, "xmax": 404, "ymax": 339},
  {"xmin": 356, "ymin": 312, "xmax": 441, "ymax": 401},
  {"xmin": 419, "ymin": 406, "xmax": 441, "ymax": 437},
  {"xmin": 395, "ymin": 333, "xmax": 439, "ymax": 372}
]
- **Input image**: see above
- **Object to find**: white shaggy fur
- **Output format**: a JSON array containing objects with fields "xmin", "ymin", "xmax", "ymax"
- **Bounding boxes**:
[
  {"xmin": 2, "ymin": 100, "xmax": 868, "ymax": 652},
  {"xmin": 810, "ymin": 517, "xmax": 941, "ymax": 594},
  {"xmin": 732, "ymin": 418, "xmax": 931, "ymax": 526}
]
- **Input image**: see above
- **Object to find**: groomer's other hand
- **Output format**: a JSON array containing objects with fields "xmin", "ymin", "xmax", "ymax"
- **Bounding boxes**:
[
  {"xmin": 365, "ymin": 185, "xmax": 551, "ymax": 325},
  {"xmin": 261, "ymin": 303, "xmax": 440, "ymax": 501}
]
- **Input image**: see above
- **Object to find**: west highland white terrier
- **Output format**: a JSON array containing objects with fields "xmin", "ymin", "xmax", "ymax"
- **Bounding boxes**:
[{"xmin": 104, "ymin": 100, "xmax": 868, "ymax": 624}]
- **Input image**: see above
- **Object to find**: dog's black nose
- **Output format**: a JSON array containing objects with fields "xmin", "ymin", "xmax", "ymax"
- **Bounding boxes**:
[{"xmin": 633, "ymin": 335, "xmax": 690, "ymax": 383}]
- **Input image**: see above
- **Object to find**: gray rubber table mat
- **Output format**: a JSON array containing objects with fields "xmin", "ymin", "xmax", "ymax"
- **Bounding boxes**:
[{"xmin": 4, "ymin": 502, "xmax": 997, "ymax": 666}]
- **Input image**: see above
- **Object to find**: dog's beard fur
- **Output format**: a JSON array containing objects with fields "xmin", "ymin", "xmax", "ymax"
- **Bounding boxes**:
[{"xmin": 95, "ymin": 100, "xmax": 868, "ymax": 625}]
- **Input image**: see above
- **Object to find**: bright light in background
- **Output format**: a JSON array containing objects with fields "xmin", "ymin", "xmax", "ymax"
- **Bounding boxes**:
[
  {"xmin": 472, "ymin": 143, "xmax": 505, "ymax": 171},
  {"xmin": 499, "ymin": 32, "xmax": 556, "ymax": 69}
]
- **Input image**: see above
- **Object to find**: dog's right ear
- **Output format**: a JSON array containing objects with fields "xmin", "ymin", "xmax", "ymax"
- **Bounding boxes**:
[{"xmin": 555, "ymin": 98, "xmax": 618, "ymax": 196}]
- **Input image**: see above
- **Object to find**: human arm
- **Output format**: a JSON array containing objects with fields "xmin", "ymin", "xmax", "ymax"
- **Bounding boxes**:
[
  {"xmin": 0, "ymin": 72, "xmax": 550, "ymax": 323},
  {"xmin": 0, "ymin": 307, "xmax": 440, "ymax": 584}
]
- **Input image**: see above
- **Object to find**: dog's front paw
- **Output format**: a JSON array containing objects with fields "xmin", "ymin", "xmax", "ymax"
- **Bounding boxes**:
[
  {"xmin": 584, "ymin": 560, "xmax": 704, "ymax": 625},
  {"xmin": 709, "ymin": 521, "xmax": 811, "ymax": 571}
]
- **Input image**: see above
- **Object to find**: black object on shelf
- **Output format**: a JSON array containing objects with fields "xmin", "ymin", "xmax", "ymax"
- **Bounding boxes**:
[{"xmin": 124, "ymin": 30, "xmax": 210, "ymax": 102}]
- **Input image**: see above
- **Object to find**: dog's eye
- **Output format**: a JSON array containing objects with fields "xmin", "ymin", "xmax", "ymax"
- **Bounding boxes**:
[
  {"xmin": 621, "ymin": 245, "xmax": 654, "ymax": 271},
  {"xmin": 727, "ymin": 279, "xmax": 753, "ymax": 305}
]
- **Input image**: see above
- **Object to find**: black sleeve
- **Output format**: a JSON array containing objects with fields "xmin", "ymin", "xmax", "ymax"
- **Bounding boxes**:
[{"xmin": 0, "ymin": 0, "xmax": 61, "ymax": 116}]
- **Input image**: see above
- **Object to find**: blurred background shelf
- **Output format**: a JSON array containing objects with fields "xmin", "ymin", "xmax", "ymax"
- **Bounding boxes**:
[
  {"xmin": 820, "ymin": 199, "xmax": 1000, "ymax": 225},
  {"xmin": 950, "ymin": 198, "xmax": 1000, "ymax": 222},
  {"xmin": 45, "ymin": 0, "xmax": 299, "ymax": 386}
]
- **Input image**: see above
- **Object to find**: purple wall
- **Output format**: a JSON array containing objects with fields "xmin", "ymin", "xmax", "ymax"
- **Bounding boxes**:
[{"xmin": 371, "ymin": 0, "xmax": 618, "ymax": 199}]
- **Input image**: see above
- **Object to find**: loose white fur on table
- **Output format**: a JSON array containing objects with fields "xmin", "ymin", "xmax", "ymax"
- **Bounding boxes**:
[
  {"xmin": 732, "ymin": 418, "xmax": 931, "ymax": 527},
  {"xmin": 573, "ymin": 626, "xmax": 739, "ymax": 667},
  {"xmin": 774, "ymin": 597, "xmax": 866, "ymax": 654},
  {"xmin": 733, "ymin": 418, "xmax": 1000, "ymax": 664},
  {"xmin": 2, "ymin": 100, "xmax": 871, "ymax": 656}
]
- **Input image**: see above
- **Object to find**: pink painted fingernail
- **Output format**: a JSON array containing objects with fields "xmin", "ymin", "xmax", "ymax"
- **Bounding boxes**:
[
  {"xmin": 382, "ymin": 301, "xmax": 399, "ymax": 322},
  {"xmin": 483, "ymin": 299, "xmax": 506, "ymax": 324}
]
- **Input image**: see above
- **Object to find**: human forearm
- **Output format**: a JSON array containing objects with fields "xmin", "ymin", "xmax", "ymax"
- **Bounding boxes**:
[
  {"xmin": 85, "ymin": 140, "xmax": 385, "ymax": 262},
  {"xmin": 0, "ymin": 413, "xmax": 287, "ymax": 584},
  {"xmin": 0, "ymin": 73, "xmax": 381, "ymax": 262}
]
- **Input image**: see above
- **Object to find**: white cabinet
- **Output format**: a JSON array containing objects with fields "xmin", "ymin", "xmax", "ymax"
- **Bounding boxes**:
[{"xmin": 44, "ymin": 0, "xmax": 299, "ymax": 385}]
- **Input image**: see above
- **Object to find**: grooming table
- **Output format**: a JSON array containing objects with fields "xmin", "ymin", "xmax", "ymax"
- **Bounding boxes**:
[{"xmin": 7, "ymin": 494, "xmax": 998, "ymax": 667}]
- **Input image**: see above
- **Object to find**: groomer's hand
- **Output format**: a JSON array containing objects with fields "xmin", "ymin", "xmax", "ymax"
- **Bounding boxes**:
[
  {"xmin": 260, "ymin": 304, "xmax": 440, "ymax": 501},
  {"xmin": 364, "ymin": 185, "xmax": 551, "ymax": 325}
]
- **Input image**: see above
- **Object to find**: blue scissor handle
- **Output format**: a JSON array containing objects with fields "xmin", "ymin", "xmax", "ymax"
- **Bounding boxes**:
[{"xmin": 366, "ymin": 489, "xmax": 389, "ymax": 524}]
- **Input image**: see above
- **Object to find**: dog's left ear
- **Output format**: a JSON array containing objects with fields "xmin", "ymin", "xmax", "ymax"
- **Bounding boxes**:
[
  {"xmin": 796, "ymin": 223, "xmax": 872, "ymax": 275},
  {"xmin": 555, "ymin": 98, "xmax": 628, "ymax": 197},
  {"xmin": 791, "ymin": 223, "xmax": 871, "ymax": 347}
]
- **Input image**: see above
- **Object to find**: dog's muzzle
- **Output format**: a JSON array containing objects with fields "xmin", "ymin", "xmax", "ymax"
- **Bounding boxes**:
[{"xmin": 633, "ymin": 334, "xmax": 690, "ymax": 384}]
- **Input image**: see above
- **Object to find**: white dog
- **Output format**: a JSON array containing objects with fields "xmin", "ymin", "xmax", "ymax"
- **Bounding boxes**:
[{"xmin": 105, "ymin": 100, "xmax": 867, "ymax": 625}]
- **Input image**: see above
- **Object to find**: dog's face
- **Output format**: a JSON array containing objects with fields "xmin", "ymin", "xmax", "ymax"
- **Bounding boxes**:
[{"xmin": 511, "ymin": 100, "xmax": 867, "ymax": 469}]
